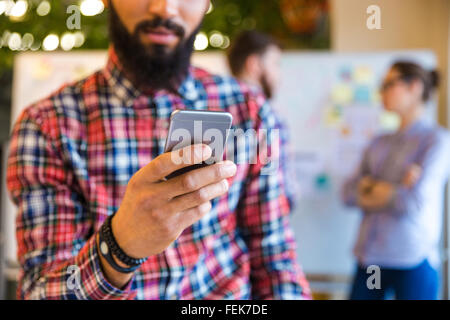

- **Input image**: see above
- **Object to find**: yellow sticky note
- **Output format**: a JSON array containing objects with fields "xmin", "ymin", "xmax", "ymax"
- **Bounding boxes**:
[
  {"xmin": 325, "ymin": 106, "xmax": 343, "ymax": 127},
  {"xmin": 354, "ymin": 66, "xmax": 373, "ymax": 84},
  {"xmin": 332, "ymin": 84, "xmax": 353, "ymax": 105}
]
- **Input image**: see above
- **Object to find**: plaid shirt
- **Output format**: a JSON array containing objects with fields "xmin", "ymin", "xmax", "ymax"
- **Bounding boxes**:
[{"xmin": 6, "ymin": 48, "xmax": 310, "ymax": 300}]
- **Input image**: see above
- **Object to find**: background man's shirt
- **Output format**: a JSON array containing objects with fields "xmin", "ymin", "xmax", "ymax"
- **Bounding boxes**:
[{"xmin": 6, "ymin": 48, "xmax": 310, "ymax": 300}]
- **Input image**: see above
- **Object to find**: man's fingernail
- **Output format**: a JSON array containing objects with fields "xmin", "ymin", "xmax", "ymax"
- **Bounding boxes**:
[
  {"xmin": 202, "ymin": 144, "xmax": 212, "ymax": 157},
  {"xmin": 222, "ymin": 179, "xmax": 229, "ymax": 191}
]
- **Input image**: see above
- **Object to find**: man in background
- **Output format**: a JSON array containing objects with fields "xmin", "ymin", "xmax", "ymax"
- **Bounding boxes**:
[
  {"xmin": 227, "ymin": 31, "xmax": 300, "ymax": 209},
  {"xmin": 227, "ymin": 31, "xmax": 282, "ymax": 102}
]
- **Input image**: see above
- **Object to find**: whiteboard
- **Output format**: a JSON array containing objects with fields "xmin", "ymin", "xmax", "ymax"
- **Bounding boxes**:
[
  {"xmin": 271, "ymin": 51, "xmax": 437, "ymax": 276},
  {"xmin": 4, "ymin": 50, "xmax": 437, "ymax": 279}
]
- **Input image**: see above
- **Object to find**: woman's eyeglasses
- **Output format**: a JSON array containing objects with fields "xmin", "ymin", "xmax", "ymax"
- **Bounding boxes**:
[{"xmin": 380, "ymin": 77, "xmax": 404, "ymax": 92}]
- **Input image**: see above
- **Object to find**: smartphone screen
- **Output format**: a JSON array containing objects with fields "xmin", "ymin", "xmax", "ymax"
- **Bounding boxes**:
[{"xmin": 163, "ymin": 110, "xmax": 233, "ymax": 180}]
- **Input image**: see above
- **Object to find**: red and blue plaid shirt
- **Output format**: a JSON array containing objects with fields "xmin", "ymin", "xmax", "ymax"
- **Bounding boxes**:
[{"xmin": 6, "ymin": 48, "xmax": 310, "ymax": 300}]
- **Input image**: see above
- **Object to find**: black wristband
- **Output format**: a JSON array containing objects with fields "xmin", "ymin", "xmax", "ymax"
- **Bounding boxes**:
[
  {"xmin": 98, "ymin": 214, "xmax": 147, "ymax": 273},
  {"xmin": 98, "ymin": 227, "xmax": 140, "ymax": 274}
]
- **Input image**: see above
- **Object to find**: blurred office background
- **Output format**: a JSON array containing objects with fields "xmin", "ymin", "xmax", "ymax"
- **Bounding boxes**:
[{"xmin": 1, "ymin": 0, "xmax": 450, "ymax": 299}]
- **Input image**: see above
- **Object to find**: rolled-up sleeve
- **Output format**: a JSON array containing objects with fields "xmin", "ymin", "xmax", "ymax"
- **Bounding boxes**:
[
  {"xmin": 6, "ymin": 107, "xmax": 137, "ymax": 300},
  {"xmin": 387, "ymin": 131, "xmax": 450, "ymax": 216}
]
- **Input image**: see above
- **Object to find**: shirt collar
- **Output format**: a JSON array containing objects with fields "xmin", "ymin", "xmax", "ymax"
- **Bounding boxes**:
[
  {"xmin": 396, "ymin": 117, "xmax": 430, "ymax": 137},
  {"xmin": 102, "ymin": 46, "xmax": 200, "ymax": 106}
]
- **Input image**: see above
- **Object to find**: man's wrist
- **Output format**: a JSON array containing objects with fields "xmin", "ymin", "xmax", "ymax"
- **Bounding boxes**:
[
  {"xmin": 96, "ymin": 233, "xmax": 135, "ymax": 290},
  {"xmin": 100, "ymin": 214, "xmax": 147, "ymax": 269}
]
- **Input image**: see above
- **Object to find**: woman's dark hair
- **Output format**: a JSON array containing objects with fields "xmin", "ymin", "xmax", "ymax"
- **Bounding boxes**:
[
  {"xmin": 391, "ymin": 61, "xmax": 440, "ymax": 102},
  {"xmin": 227, "ymin": 31, "xmax": 281, "ymax": 77}
]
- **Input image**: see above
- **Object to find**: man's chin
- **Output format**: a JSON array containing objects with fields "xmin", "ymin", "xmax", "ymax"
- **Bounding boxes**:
[
  {"xmin": 139, "ymin": 36, "xmax": 179, "ymax": 53},
  {"xmin": 135, "ymin": 43, "xmax": 172, "ymax": 58}
]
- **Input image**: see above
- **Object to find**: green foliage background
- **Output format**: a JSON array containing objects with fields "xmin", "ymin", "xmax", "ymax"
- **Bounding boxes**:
[
  {"xmin": 0, "ymin": 0, "xmax": 329, "ymax": 138},
  {"xmin": 0, "ymin": 0, "xmax": 330, "ymax": 73}
]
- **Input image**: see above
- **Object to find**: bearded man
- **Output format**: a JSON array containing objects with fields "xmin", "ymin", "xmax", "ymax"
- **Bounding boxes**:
[{"xmin": 7, "ymin": 0, "xmax": 310, "ymax": 300}]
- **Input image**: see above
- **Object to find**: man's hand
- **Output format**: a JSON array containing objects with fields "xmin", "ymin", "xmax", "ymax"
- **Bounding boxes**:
[{"xmin": 98, "ymin": 144, "xmax": 237, "ymax": 288}]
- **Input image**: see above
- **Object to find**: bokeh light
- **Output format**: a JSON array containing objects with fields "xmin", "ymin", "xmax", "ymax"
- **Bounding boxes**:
[
  {"xmin": 194, "ymin": 32, "xmax": 209, "ymax": 51},
  {"xmin": 42, "ymin": 34, "xmax": 59, "ymax": 51},
  {"xmin": 73, "ymin": 31, "xmax": 85, "ymax": 48},
  {"xmin": 36, "ymin": 1, "xmax": 51, "ymax": 16},
  {"xmin": 9, "ymin": 0, "xmax": 28, "ymax": 19},
  {"xmin": 80, "ymin": 0, "xmax": 104, "ymax": 17},
  {"xmin": 21, "ymin": 33, "xmax": 34, "ymax": 50},
  {"xmin": 7, "ymin": 32, "xmax": 21, "ymax": 51},
  {"xmin": 61, "ymin": 33, "xmax": 76, "ymax": 51}
]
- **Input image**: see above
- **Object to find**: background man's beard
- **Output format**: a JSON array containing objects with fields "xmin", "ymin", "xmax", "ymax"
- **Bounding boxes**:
[
  {"xmin": 108, "ymin": 4, "xmax": 199, "ymax": 92},
  {"xmin": 260, "ymin": 73, "xmax": 274, "ymax": 100}
]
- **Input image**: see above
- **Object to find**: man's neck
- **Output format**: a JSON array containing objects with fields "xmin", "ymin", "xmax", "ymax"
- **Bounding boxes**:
[{"xmin": 237, "ymin": 73, "xmax": 260, "ymax": 89}]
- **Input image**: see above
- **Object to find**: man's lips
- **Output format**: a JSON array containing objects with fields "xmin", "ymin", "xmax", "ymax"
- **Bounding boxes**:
[{"xmin": 141, "ymin": 27, "xmax": 179, "ymax": 45}]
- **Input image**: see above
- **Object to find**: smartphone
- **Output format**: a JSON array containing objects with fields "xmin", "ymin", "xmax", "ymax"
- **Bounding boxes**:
[{"xmin": 163, "ymin": 109, "xmax": 233, "ymax": 180}]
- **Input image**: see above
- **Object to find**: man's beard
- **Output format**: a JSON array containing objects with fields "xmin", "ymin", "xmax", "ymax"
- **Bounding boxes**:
[
  {"xmin": 108, "ymin": 3, "xmax": 200, "ymax": 92},
  {"xmin": 260, "ymin": 72, "xmax": 274, "ymax": 100}
]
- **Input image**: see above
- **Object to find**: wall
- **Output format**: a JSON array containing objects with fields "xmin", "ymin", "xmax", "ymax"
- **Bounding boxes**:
[{"xmin": 330, "ymin": 0, "xmax": 450, "ymax": 126}]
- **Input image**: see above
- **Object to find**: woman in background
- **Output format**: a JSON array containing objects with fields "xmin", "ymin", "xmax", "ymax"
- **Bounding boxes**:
[{"xmin": 342, "ymin": 61, "xmax": 450, "ymax": 300}]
